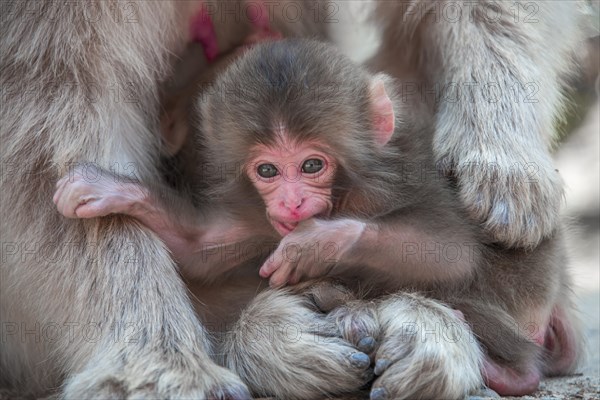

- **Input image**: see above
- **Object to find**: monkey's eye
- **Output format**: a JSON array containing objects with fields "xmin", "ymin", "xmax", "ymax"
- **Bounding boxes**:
[
  {"xmin": 257, "ymin": 163, "xmax": 279, "ymax": 178},
  {"xmin": 301, "ymin": 158, "xmax": 324, "ymax": 174}
]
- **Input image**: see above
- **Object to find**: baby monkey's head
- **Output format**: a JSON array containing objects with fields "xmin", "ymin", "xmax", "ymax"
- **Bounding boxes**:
[{"xmin": 200, "ymin": 39, "xmax": 398, "ymax": 236}]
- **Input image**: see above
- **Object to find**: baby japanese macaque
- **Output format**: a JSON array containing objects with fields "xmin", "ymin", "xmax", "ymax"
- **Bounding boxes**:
[{"xmin": 54, "ymin": 39, "xmax": 582, "ymax": 398}]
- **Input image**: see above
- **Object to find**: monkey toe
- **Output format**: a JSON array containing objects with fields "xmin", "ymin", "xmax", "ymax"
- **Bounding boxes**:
[
  {"xmin": 224, "ymin": 289, "xmax": 373, "ymax": 398},
  {"xmin": 373, "ymin": 358, "xmax": 391, "ymax": 376},
  {"xmin": 327, "ymin": 300, "xmax": 380, "ymax": 356},
  {"xmin": 370, "ymin": 387, "xmax": 387, "ymax": 400},
  {"xmin": 481, "ymin": 197, "xmax": 558, "ymax": 249},
  {"xmin": 350, "ymin": 352, "xmax": 371, "ymax": 369},
  {"xmin": 358, "ymin": 336, "xmax": 377, "ymax": 353}
]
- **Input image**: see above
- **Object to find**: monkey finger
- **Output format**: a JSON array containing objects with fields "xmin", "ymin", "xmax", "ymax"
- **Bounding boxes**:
[
  {"xmin": 53, "ymin": 178, "xmax": 69, "ymax": 205},
  {"xmin": 53, "ymin": 174, "xmax": 78, "ymax": 203},
  {"xmin": 57, "ymin": 184, "xmax": 98, "ymax": 218},
  {"xmin": 54, "ymin": 175, "xmax": 68, "ymax": 189},
  {"xmin": 269, "ymin": 265, "xmax": 294, "ymax": 287},
  {"xmin": 74, "ymin": 198, "xmax": 112, "ymax": 219},
  {"xmin": 65, "ymin": 198, "xmax": 92, "ymax": 219},
  {"xmin": 259, "ymin": 258, "xmax": 281, "ymax": 278},
  {"xmin": 56, "ymin": 202, "xmax": 78, "ymax": 219},
  {"xmin": 258, "ymin": 265, "xmax": 271, "ymax": 278},
  {"xmin": 54, "ymin": 186, "xmax": 78, "ymax": 218},
  {"xmin": 55, "ymin": 177, "xmax": 88, "ymax": 205}
]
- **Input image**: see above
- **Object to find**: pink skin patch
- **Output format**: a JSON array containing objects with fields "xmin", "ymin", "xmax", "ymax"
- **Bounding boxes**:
[
  {"xmin": 190, "ymin": 1, "xmax": 282, "ymax": 63},
  {"xmin": 244, "ymin": 0, "xmax": 283, "ymax": 44},
  {"xmin": 246, "ymin": 137, "xmax": 335, "ymax": 237},
  {"xmin": 483, "ymin": 358, "xmax": 541, "ymax": 396},
  {"xmin": 246, "ymin": 1, "xmax": 270, "ymax": 30},
  {"xmin": 482, "ymin": 305, "xmax": 579, "ymax": 396},
  {"xmin": 449, "ymin": 307, "xmax": 544, "ymax": 396},
  {"xmin": 190, "ymin": 4, "xmax": 219, "ymax": 62},
  {"xmin": 543, "ymin": 305, "xmax": 579, "ymax": 375}
]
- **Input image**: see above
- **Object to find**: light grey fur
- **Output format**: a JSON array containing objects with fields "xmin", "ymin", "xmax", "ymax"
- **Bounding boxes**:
[
  {"xmin": 1, "ymin": 1, "xmax": 250, "ymax": 398},
  {"xmin": 371, "ymin": 0, "xmax": 584, "ymax": 248}
]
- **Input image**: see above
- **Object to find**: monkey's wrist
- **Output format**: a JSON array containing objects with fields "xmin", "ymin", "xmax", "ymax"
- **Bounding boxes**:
[
  {"xmin": 345, "ymin": 222, "xmax": 379, "ymax": 264},
  {"xmin": 121, "ymin": 183, "xmax": 153, "ymax": 217}
]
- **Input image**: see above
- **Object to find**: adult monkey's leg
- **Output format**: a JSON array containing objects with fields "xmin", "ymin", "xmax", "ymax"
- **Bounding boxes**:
[{"xmin": 0, "ymin": 1, "xmax": 248, "ymax": 397}]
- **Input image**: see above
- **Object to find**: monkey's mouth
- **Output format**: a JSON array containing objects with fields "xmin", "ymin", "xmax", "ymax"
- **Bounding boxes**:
[{"xmin": 273, "ymin": 220, "xmax": 299, "ymax": 236}]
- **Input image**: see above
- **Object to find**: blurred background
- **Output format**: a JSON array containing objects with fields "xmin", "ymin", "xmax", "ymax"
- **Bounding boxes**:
[
  {"xmin": 554, "ymin": 4, "xmax": 599, "ymax": 396},
  {"xmin": 552, "ymin": 30, "xmax": 600, "ymax": 397}
]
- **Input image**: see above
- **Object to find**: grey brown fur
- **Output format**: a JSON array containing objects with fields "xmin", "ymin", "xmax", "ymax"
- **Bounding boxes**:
[{"xmin": 194, "ymin": 39, "xmax": 583, "ymax": 399}]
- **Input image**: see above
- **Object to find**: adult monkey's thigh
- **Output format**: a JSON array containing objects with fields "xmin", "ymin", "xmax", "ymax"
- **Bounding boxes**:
[{"xmin": 0, "ymin": 1, "xmax": 247, "ymax": 398}]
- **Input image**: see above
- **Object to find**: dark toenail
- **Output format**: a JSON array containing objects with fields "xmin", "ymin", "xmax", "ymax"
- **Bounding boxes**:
[
  {"xmin": 358, "ymin": 336, "xmax": 376, "ymax": 353},
  {"xmin": 370, "ymin": 387, "xmax": 387, "ymax": 400},
  {"xmin": 350, "ymin": 352, "xmax": 370, "ymax": 368},
  {"xmin": 374, "ymin": 359, "xmax": 391, "ymax": 375}
]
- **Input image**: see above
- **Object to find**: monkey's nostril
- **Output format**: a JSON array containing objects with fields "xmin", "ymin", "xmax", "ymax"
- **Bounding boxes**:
[{"xmin": 281, "ymin": 198, "xmax": 303, "ymax": 211}]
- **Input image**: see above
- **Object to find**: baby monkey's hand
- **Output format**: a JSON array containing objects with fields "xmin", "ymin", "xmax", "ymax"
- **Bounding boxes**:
[
  {"xmin": 260, "ymin": 219, "xmax": 366, "ymax": 287},
  {"xmin": 53, "ymin": 165, "xmax": 146, "ymax": 219}
]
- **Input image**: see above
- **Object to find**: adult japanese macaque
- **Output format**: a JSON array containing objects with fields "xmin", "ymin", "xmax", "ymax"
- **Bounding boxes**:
[
  {"xmin": 53, "ymin": 40, "xmax": 583, "ymax": 398},
  {"xmin": 0, "ymin": 1, "xmax": 285, "ymax": 398}
]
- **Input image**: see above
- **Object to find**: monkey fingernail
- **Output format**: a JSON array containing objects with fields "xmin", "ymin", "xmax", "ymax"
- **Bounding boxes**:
[
  {"xmin": 374, "ymin": 359, "xmax": 391, "ymax": 375},
  {"xmin": 259, "ymin": 267, "xmax": 270, "ymax": 278},
  {"xmin": 349, "ymin": 352, "xmax": 370, "ymax": 369},
  {"xmin": 370, "ymin": 387, "xmax": 387, "ymax": 400},
  {"xmin": 357, "ymin": 336, "xmax": 376, "ymax": 353},
  {"xmin": 259, "ymin": 264, "xmax": 277, "ymax": 278}
]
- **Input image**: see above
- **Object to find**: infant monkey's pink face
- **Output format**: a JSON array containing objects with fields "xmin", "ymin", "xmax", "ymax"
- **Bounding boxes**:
[{"xmin": 246, "ymin": 139, "xmax": 336, "ymax": 236}]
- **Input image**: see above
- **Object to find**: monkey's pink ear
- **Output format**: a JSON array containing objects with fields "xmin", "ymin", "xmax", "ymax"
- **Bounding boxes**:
[{"xmin": 370, "ymin": 76, "xmax": 395, "ymax": 147}]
